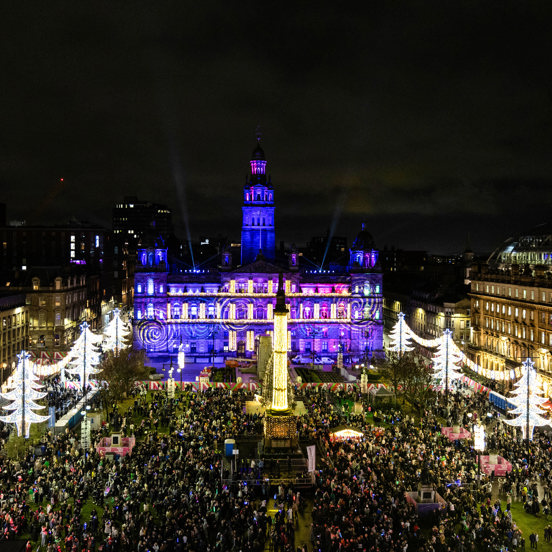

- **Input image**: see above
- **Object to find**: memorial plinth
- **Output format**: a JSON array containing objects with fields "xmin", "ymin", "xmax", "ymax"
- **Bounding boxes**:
[
  {"xmin": 264, "ymin": 410, "xmax": 297, "ymax": 448},
  {"xmin": 405, "ymin": 486, "xmax": 447, "ymax": 516}
]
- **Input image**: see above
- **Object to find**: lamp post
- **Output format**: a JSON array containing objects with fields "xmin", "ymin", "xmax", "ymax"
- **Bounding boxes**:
[
  {"xmin": 473, "ymin": 422, "xmax": 486, "ymax": 489},
  {"xmin": 210, "ymin": 327, "xmax": 217, "ymax": 366},
  {"xmin": 178, "ymin": 341, "xmax": 185, "ymax": 392},
  {"xmin": 521, "ymin": 346, "xmax": 535, "ymax": 465},
  {"xmin": 444, "ymin": 328, "xmax": 450, "ymax": 408},
  {"xmin": 81, "ymin": 404, "xmax": 91, "ymax": 450},
  {"xmin": 167, "ymin": 359, "xmax": 175, "ymax": 398}
]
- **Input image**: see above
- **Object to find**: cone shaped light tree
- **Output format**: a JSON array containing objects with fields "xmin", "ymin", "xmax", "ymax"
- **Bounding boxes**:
[
  {"xmin": 103, "ymin": 308, "xmax": 131, "ymax": 356},
  {"xmin": 432, "ymin": 329, "xmax": 463, "ymax": 399},
  {"xmin": 504, "ymin": 358, "xmax": 549, "ymax": 440},
  {"xmin": 0, "ymin": 351, "xmax": 49, "ymax": 438},
  {"xmin": 66, "ymin": 322, "xmax": 102, "ymax": 393},
  {"xmin": 389, "ymin": 312, "xmax": 414, "ymax": 356}
]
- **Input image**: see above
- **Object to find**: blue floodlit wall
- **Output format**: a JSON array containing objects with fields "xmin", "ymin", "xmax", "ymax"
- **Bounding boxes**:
[{"xmin": 133, "ymin": 247, "xmax": 383, "ymax": 360}]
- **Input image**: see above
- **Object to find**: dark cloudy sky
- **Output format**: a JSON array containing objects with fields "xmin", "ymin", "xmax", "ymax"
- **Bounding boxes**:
[{"xmin": 1, "ymin": 1, "xmax": 552, "ymax": 254}]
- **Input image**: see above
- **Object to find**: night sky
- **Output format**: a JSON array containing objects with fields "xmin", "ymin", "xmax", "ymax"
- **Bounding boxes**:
[{"xmin": 2, "ymin": 2, "xmax": 552, "ymax": 254}]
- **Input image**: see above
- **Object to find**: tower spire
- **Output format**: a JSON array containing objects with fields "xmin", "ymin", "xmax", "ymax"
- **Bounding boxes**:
[{"xmin": 241, "ymin": 132, "xmax": 275, "ymax": 264}]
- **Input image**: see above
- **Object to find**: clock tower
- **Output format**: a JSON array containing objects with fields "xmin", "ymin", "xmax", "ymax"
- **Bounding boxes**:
[{"xmin": 241, "ymin": 135, "xmax": 275, "ymax": 264}]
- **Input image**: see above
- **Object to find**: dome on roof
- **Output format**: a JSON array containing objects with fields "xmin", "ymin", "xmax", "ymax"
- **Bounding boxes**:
[
  {"xmin": 488, "ymin": 222, "xmax": 552, "ymax": 268},
  {"xmin": 251, "ymin": 141, "xmax": 265, "ymax": 161},
  {"xmin": 352, "ymin": 222, "xmax": 376, "ymax": 251}
]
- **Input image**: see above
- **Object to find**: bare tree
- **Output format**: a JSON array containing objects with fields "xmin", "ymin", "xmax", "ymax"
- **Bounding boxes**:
[
  {"xmin": 99, "ymin": 348, "xmax": 150, "ymax": 416},
  {"xmin": 402, "ymin": 355, "xmax": 435, "ymax": 416},
  {"xmin": 378, "ymin": 351, "xmax": 412, "ymax": 401}
]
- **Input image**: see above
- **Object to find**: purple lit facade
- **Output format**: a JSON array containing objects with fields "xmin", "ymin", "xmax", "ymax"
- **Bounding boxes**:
[{"xmin": 133, "ymin": 143, "xmax": 383, "ymax": 362}]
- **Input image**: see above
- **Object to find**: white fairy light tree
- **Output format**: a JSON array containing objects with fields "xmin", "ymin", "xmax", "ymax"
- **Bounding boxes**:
[
  {"xmin": 432, "ymin": 329, "xmax": 463, "ymax": 394},
  {"xmin": 103, "ymin": 308, "xmax": 131, "ymax": 355},
  {"xmin": 0, "ymin": 351, "xmax": 49, "ymax": 438},
  {"xmin": 504, "ymin": 358, "xmax": 550, "ymax": 440},
  {"xmin": 389, "ymin": 312, "xmax": 414, "ymax": 356},
  {"xmin": 66, "ymin": 322, "xmax": 102, "ymax": 393}
]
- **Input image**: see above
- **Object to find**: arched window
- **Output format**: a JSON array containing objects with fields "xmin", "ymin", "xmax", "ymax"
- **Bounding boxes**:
[
  {"xmin": 147, "ymin": 303, "xmax": 154, "ymax": 319},
  {"xmin": 172, "ymin": 304, "xmax": 181, "ymax": 319},
  {"xmin": 147, "ymin": 279, "xmax": 154, "ymax": 295},
  {"xmin": 256, "ymin": 306, "xmax": 265, "ymax": 319},
  {"xmin": 159, "ymin": 284, "xmax": 164, "ymax": 294},
  {"xmin": 136, "ymin": 283, "xmax": 142, "ymax": 293},
  {"xmin": 190, "ymin": 305, "xmax": 198, "ymax": 319}
]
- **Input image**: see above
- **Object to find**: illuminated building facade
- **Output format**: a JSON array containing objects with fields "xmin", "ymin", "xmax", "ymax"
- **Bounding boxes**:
[
  {"xmin": 0, "ymin": 293, "xmax": 29, "ymax": 385},
  {"xmin": 133, "ymin": 143, "xmax": 383, "ymax": 362},
  {"xmin": 469, "ymin": 223, "xmax": 552, "ymax": 395},
  {"xmin": 9, "ymin": 268, "xmax": 101, "ymax": 352},
  {"xmin": 382, "ymin": 252, "xmax": 472, "ymax": 352}
]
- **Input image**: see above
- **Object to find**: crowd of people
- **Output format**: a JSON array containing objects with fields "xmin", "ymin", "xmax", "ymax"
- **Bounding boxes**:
[
  {"xmin": 0, "ymin": 377, "xmax": 550, "ymax": 551},
  {"xmin": 0, "ymin": 387, "xmax": 302, "ymax": 551},
  {"xmin": 299, "ymin": 385, "xmax": 552, "ymax": 552}
]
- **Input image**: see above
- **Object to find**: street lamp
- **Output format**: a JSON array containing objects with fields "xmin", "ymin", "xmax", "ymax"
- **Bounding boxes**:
[
  {"xmin": 167, "ymin": 358, "xmax": 175, "ymax": 398},
  {"xmin": 178, "ymin": 342, "xmax": 185, "ymax": 392},
  {"xmin": 80, "ymin": 404, "xmax": 91, "ymax": 450},
  {"xmin": 473, "ymin": 423, "xmax": 486, "ymax": 488}
]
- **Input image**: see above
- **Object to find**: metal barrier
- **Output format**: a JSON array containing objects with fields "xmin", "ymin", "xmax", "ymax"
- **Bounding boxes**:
[{"xmin": 220, "ymin": 474, "xmax": 314, "ymax": 487}]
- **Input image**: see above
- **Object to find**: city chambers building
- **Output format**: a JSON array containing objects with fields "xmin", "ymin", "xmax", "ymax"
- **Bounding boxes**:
[
  {"xmin": 133, "ymin": 140, "xmax": 383, "ymax": 362},
  {"xmin": 470, "ymin": 223, "xmax": 552, "ymax": 395}
]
